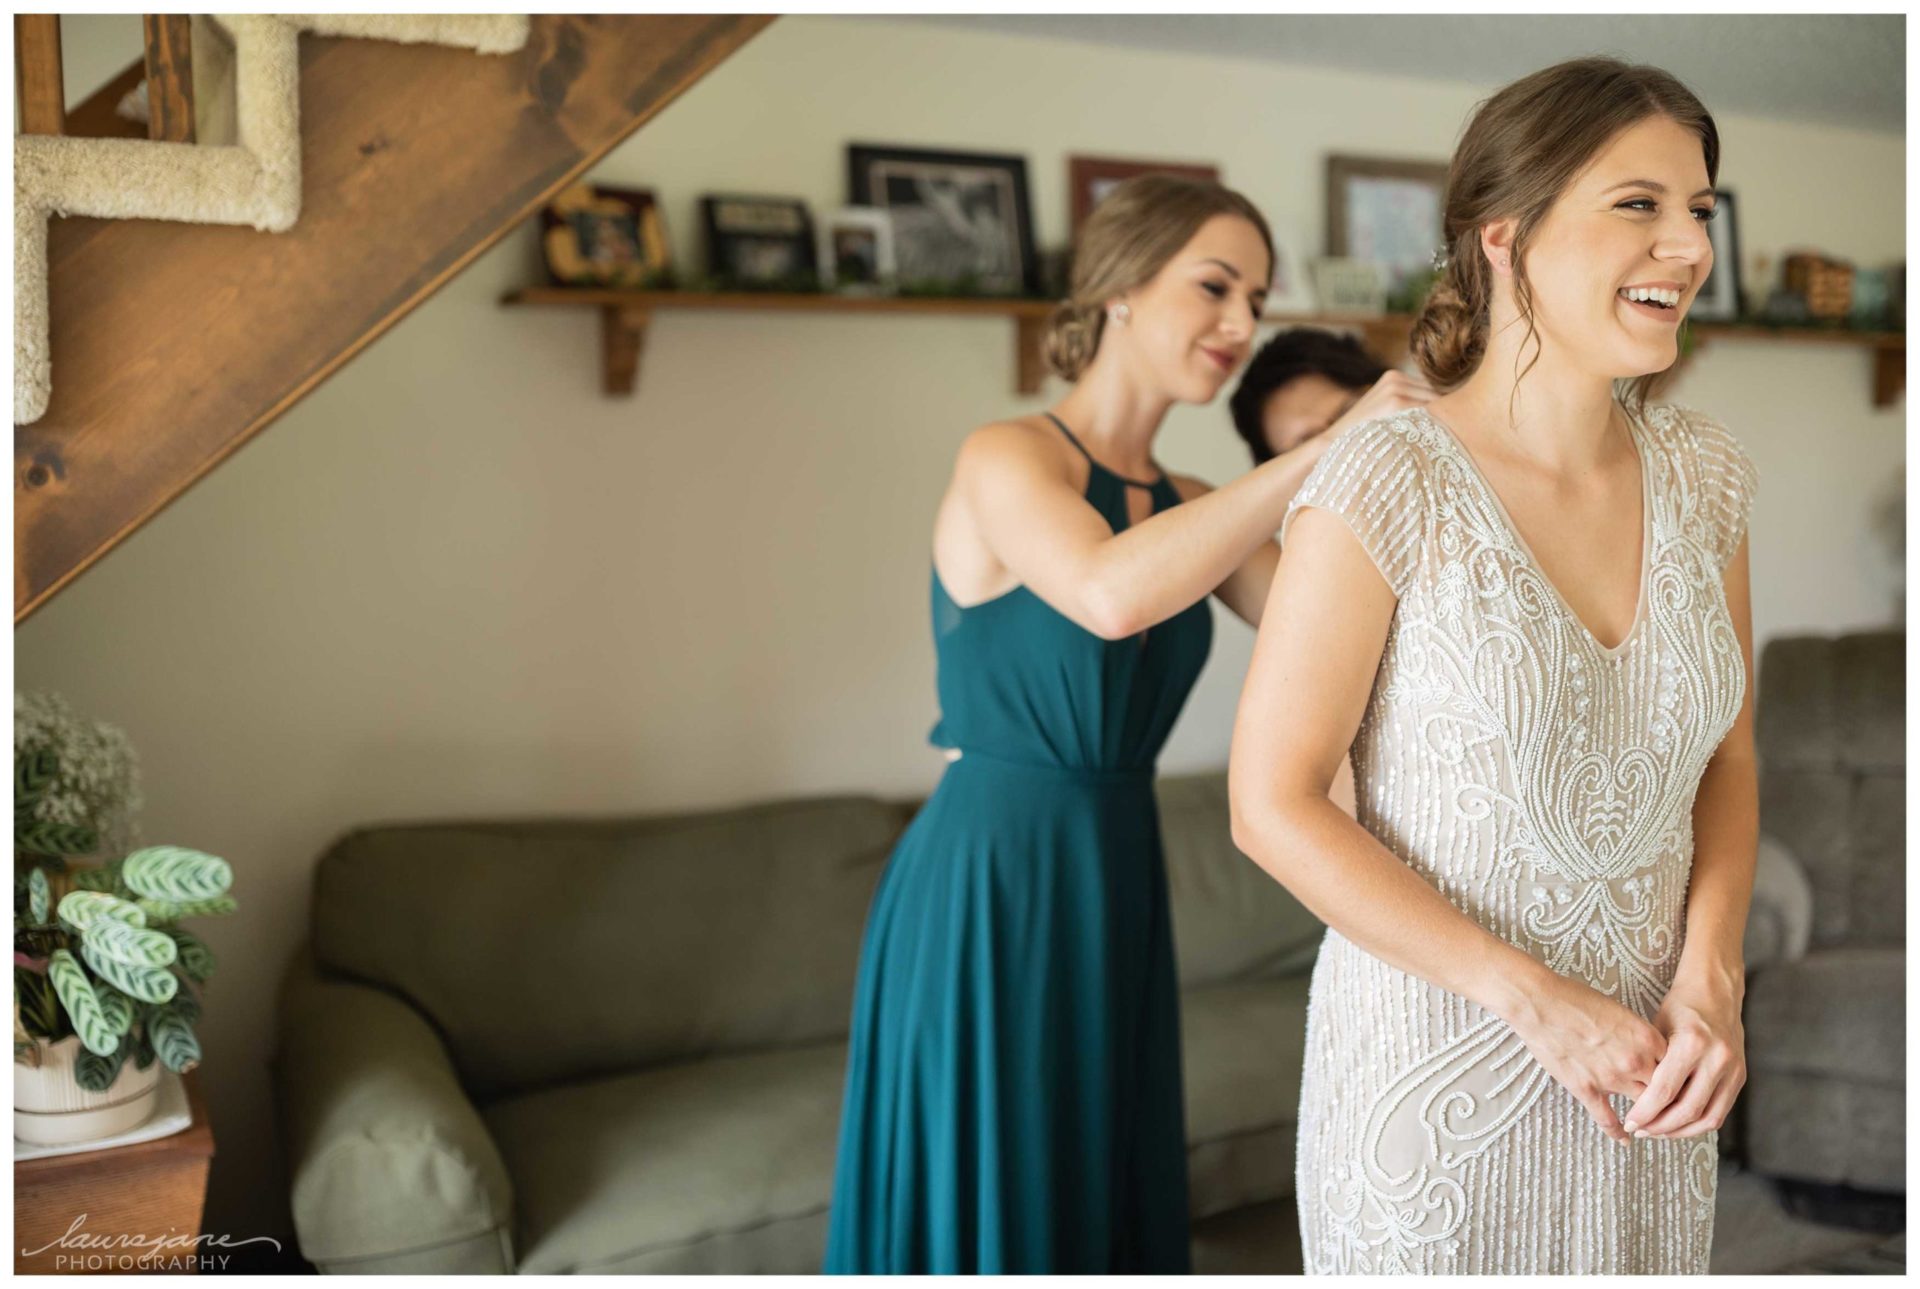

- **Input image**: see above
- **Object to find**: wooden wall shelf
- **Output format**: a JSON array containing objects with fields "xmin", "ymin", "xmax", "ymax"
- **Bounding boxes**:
[
  {"xmin": 502, "ymin": 289, "xmax": 1904, "ymax": 408},
  {"xmin": 1686, "ymin": 323, "xmax": 1906, "ymax": 408},
  {"xmin": 502, "ymin": 287, "xmax": 1058, "ymax": 395}
]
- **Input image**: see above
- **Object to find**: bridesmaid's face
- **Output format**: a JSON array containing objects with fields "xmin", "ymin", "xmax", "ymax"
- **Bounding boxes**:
[
  {"xmin": 1114, "ymin": 214, "xmax": 1271, "ymax": 405},
  {"xmin": 1510, "ymin": 115, "xmax": 1715, "ymax": 380}
]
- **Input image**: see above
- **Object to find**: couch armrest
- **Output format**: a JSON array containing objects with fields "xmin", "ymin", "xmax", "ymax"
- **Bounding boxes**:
[
  {"xmin": 273, "ymin": 949, "xmax": 514, "ymax": 1270},
  {"xmin": 1743, "ymin": 833, "xmax": 1815, "ymax": 973}
]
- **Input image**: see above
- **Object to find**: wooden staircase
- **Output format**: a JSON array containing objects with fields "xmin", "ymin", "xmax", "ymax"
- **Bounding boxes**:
[{"xmin": 14, "ymin": 14, "xmax": 773, "ymax": 622}]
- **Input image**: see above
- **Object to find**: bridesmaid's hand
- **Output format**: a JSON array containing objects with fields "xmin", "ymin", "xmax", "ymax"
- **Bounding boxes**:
[
  {"xmin": 1323, "ymin": 371, "xmax": 1436, "ymax": 441},
  {"xmin": 1511, "ymin": 977, "xmax": 1667, "ymax": 1144},
  {"xmin": 1621, "ymin": 979, "xmax": 1746, "ymax": 1140}
]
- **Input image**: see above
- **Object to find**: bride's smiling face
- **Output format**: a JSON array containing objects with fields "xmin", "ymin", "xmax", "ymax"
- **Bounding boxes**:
[{"xmin": 1502, "ymin": 115, "xmax": 1716, "ymax": 380}]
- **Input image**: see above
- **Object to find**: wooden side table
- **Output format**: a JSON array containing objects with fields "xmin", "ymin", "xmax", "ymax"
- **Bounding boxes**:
[{"xmin": 14, "ymin": 1071, "xmax": 216, "ymax": 1275}]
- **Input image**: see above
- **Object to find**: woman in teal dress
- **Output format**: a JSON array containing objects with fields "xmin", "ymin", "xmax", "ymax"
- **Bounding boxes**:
[{"xmin": 823, "ymin": 176, "xmax": 1390, "ymax": 1274}]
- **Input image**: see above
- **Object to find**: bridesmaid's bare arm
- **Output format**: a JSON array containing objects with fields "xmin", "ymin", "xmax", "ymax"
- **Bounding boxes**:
[
  {"xmin": 1166, "ymin": 433, "xmax": 1334, "ymax": 629},
  {"xmin": 1182, "ymin": 371, "xmax": 1435, "ymax": 627},
  {"xmin": 1670, "ymin": 538, "xmax": 1760, "ymax": 991},
  {"xmin": 1174, "ymin": 470, "xmax": 1356, "ymax": 819},
  {"xmin": 952, "ymin": 420, "xmax": 1314, "ymax": 640}
]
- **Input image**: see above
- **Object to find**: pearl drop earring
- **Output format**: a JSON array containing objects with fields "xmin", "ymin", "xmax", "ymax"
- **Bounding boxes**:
[{"xmin": 1110, "ymin": 303, "xmax": 1131, "ymax": 324}]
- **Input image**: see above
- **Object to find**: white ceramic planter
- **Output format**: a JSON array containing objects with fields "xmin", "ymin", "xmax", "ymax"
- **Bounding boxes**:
[{"xmin": 14, "ymin": 1036, "xmax": 161, "ymax": 1146}]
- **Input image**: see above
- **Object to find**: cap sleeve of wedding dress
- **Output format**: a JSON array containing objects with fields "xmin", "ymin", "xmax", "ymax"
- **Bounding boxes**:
[
  {"xmin": 1280, "ymin": 412, "xmax": 1432, "ymax": 597},
  {"xmin": 1669, "ymin": 405, "xmax": 1759, "ymax": 572}
]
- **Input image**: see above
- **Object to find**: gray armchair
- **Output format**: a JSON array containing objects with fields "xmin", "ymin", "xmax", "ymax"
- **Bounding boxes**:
[{"xmin": 1742, "ymin": 631, "xmax": 1904, "ymax": 1193}]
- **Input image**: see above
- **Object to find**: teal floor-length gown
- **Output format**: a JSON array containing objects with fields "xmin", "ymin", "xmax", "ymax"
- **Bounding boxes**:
[{"xmin": 824, "ymin": 415, "xmax": 1213, "ymax": 1274}]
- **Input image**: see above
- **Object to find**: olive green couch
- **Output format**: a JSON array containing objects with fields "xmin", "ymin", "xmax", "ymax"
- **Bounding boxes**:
[{"xmin": 272, "ymin": 774, "xmax": 1326, "ymax": 1274}]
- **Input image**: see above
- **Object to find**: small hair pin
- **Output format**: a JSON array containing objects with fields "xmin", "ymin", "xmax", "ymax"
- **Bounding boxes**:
[{"xmin": 1431, "ymin": 245, "xmax": 1453, "ymax": 272}]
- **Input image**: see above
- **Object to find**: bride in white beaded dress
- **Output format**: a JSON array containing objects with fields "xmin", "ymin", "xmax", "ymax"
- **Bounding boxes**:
[{"xmin": 1228, "ymin": 58, "xmax": 1759, "ymax": 1274}]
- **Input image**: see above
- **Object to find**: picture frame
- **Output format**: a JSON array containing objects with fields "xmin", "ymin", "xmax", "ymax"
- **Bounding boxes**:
[
  {"xmin": 819, "ymin": 207, "xmax": 897, "ymax": 295},
  {"xmin": 1326, "ymin": 154, "xmax": 1451, "ymax": 297},
  {"xmin": 1067, "ymin": 154, "xmax": 1220, "ymax": 237},
  {"xmin": 1264, "ymin": 223, "xmax": 1317, "ymax": 314},
  {"xmin": 541, "ymin": 184, "xmax": 671, "ymax": 289},
  {"xmin": 848, "ymin": 143, "xmax": 1037, "ymax": 297},
  {"xmin": 1309, "ymin": 257, "xmax": 1387, "ymax": 317},
  {"xmin": 699, "ymin": 194, "xmax": 818, "ymax": 292},
  {"xmin": 1690, "ymin": 189, "xmax": 1743, "ymax": 323}
]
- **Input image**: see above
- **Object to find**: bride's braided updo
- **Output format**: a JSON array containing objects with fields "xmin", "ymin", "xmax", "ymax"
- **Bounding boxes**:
[{"xmin": 1410, "ymin": 57, "xmax": 1718, "ymax": 415}]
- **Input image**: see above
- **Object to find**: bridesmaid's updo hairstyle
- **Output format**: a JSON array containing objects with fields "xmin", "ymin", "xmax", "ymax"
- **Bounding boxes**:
[
  {"xmin": 1046, "ymin": 175, "xmax": 1274, "ymax": 382},
  {"xmin": 1412, "ymin": 57, "xmax": 1718, "ymax": 414}
]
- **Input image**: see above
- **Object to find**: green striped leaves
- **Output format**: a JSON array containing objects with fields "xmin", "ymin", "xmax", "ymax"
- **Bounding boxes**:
[
  {"xmin": 85, "ymin": 917, "xmax": 178, "ymax": 970},
  {"xmin": 17, "ymin": 820, "xmax": 98, "ymax": 857},
  {"xmin": 123, "ymin": 847, "xmax": 231, "ymax": 903},
  {"xmin": 78, "ymin": 942, "xmax": 176, "ymax": 1006},
  {"xmin": 75, "ymin": 1042, "xmax": 129, "ymax": 1092},
  {"xmin": 70, "ymin": 861, "xmax": 122, "ymax": 893},
  {"xmin": 97, "ymin": 985, "xmax": 136, "ymax": 1037},
  {"xmin": 149, "ymin": 1007, "xmax": 201, "ymax": 1074},
  {"xmin": 48, "ymin": 950, "xmax": 117, "ymax": 1056},
  {"xmin": 57, "ymin": 890, "xmax": 146, "ymax": 933},
  {"xmin": 165, "ymin": 990, "xmax": 201, "ymax": 1024},
  {"xmin": 15, "ymin": 745, "xmax": 57, "ymax": 815},
  {"xmin": 135, "ymin": 896, "xmax": 236, "ymax": 922},
  {"xmin": 27, "ymin": 868, "xmax": 49, "ymax": 925},
  {"xmin": 15, "ymin": 968, "xmax": 61, "ymax": 1038},
  {"xmin": 164, "ymin": 929, "xmax": 216, "ymax": 982}
]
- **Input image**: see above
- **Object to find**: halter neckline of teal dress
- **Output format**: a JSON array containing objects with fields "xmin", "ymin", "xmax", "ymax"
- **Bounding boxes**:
[{"xmin": 825, "ymin": 412, "xmax": 1213, "ymax": 1274}]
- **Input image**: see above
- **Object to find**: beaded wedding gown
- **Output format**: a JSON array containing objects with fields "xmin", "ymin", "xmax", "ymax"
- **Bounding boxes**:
[{"xmin": 1280, "ymin": 403, "xmax": 1756, "ymax": 1274}]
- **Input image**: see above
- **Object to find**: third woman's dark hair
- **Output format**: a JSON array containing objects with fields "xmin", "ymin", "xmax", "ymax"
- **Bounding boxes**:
[{"xmin": 1229, "ymin": 329, "xmax": 1388, "ymax": 464}]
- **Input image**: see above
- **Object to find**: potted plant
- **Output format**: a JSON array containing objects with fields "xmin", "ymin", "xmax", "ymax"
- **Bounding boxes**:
[{"xmin": 14, "ymin": 693, "xmax": 236, "ymax": 1146}]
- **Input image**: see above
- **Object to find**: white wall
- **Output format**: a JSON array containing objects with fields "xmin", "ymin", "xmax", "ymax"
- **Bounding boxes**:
[
  {"xmin": 16, "ymin": 16, "xmax": 1905, "ymax": 1257},
  {"xmin": 58, "ymin": 12, "xmax": 143, "ymax": 111}
]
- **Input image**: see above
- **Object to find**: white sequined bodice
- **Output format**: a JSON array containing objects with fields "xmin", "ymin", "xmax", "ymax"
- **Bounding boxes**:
[{"xmin": 1282, "ymin": 402, "xmax": 1757, "ymax": 1275}]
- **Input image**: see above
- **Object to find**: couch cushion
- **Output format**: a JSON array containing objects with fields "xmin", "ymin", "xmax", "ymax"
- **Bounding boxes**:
[
  {"xmin": 1182, "ymin": 976, "xmax": 1310, "ymax": 1218},
  {"xmin": 1746, "ymin": 948, "xmax": 1905, "ymax": 1088},
  {"xmin": 1158, "ymin": 773, "xmax": 1327, "ymax": 987},
  {"xmin": 1744, "ymin": 1070, "xmax": 1905, "ymax": 1192},
  {"xmin": 485, "ymin": 974, "xmax": 1312, "ymax": 1272},
  {"xmin": 1758, "ymin": 633, "xmax": 1904, "ymax": 775},
  {"xmin": 1759, "ymin": 769, "xmax": 1855, "ymax": 948},
  {"xmin": 1758, "ymin": 636, "xmax": 1844, "ymax": 772},
  {"xmin": 313, "ymin": 797, "xmax": 906, "ymax": 1099},
  {"xmin": 1757, "ymin": 632, "xmax": 1905, "ymax": 952},
  {"xmin": 486, "ymin": 1041, "xmax": 847, "ymax": 1274},
  {"xmin": 1850, "ymin": 775, "xmax": 1906, "ymax": 947},
  {"xmin": 1744, "ymin": 834, "xmax": 1815, "ymax": 971},
  {"xmin": 1833, "ymin": 633, "xmax": 1905, "ymax": 773}
]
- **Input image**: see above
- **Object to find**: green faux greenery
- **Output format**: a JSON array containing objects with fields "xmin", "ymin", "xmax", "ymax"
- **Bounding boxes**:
[
  {"xmin": 1386, "ymin": 267, "xmax": 1442, "ymax": 317},
  {"xmin": 894, "ymin": 273, "xmax": 1033, "ymax": 300},
  {"xmin": 15, "ymin": 701, "xmax": 236, "ymax": 1091}
]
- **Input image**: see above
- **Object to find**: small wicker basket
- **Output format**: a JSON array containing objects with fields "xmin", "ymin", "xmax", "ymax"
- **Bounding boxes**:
[{"xmin": 1782, "ymin": 252, "xmax": 1855, "ymax": 320}]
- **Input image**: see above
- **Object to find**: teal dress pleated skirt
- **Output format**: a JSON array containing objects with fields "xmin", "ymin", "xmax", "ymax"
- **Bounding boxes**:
[{"xmin": 824, "ymin": 422, "xmax": 1213, "ymax": 1274}]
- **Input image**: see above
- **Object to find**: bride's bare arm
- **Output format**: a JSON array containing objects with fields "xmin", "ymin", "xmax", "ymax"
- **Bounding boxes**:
[
  {"xmin": 1668, "ymin": 539, "xmax": 1760, "ymax": 991},
  {"xmin": 1227, "ymin": 506, "xmax": 1551, "ymax": 1012}
]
